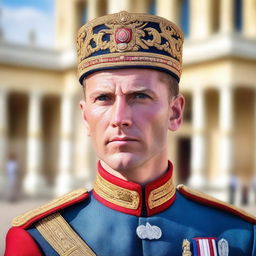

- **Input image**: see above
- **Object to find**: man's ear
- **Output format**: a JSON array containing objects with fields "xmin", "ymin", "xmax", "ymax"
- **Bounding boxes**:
[
  {"xmin": 168, "ymin": 94, "xmax": 185, "ymax": 131},
  {"xmin": 79, "ymin": 100, "xmax": 91, "ymax": 136}
]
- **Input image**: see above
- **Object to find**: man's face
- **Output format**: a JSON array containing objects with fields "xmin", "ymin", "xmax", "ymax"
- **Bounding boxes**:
[{"xmin": 80, "ymin": 69, "xmax": 184, "ymax": 171}]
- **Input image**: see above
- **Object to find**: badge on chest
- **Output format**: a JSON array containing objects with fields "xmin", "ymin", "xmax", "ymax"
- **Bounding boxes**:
[{"xmin": 182, "ymin": 238, "xmax": 229, "ymax": 256}]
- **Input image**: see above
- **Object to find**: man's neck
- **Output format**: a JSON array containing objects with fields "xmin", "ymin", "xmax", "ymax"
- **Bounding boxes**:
[{"xmin": 100, "ymin": 153, "xmax": 169, "ymax": 185}]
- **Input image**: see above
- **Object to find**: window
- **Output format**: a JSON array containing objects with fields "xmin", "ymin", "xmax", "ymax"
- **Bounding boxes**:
[
  {"xmin": 180, "ymin": 0, "xmax": 190, "ymax": 37},
  {"xmin": 76, "ymin": 1, "xmax": 87, "ymax": 26},
  {"xmin": 234, "ymin": 0, "xmax": 242, "ymax": 32},
  {"xmin": 183, "ymin": 92, "xmax": 192, "ymax": 122},
  {"xmin": 212, "ymin": 0, "xmax": 220, "ymax": 33},
  {"xmin": 149, "ymin": 0, "xmax": 156, "ymax": 15},
  {"xmin": 81, "ymin": 6, "xmax": 87, "ymax": 25}
]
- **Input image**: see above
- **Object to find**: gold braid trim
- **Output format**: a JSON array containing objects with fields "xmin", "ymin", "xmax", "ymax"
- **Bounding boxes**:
[
  {"xmin": 12, "ymin": 188, "xmax": 87, "ymax": 227},
  {"xmin": 78, "ymin": 51, "xmax": 181, "ymax": 82},
  {"xmin": 177, "ymin": 184, "xmax": 256, "ymax": 223},
  {"xmin": 148, "ymin": 178, "xmax": 176, "ymax": 209},
  {"xmin": 94, "ymin": 174, "xmax": 140, "ymax": 209},
  {"xmin": 36, "ymin": 212, "xmax": 96, "ymax": 256}
]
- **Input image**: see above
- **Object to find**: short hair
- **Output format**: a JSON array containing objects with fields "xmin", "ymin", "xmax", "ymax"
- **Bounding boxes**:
[{"xmin": 157, "ymin": 71, "xmax": 179, "ymax": 98}]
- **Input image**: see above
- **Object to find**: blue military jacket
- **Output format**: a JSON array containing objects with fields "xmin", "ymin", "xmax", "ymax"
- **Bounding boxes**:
[{"xmin": 5, "ymin": 162, "xmax": 256, "ymax": 255}]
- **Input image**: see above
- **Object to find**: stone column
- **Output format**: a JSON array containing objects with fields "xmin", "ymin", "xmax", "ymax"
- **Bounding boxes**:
[
  {"xmin": 55, "ymin": 94, "xmax": 74, "ymax": 196},
  {"xmin": 253, "ymin": 90, "xmax": 256, "ymax": 179},
  {"xmin": 189, "ymin": 87, "xmax": 206, "ymax": 188},
  {"xmin": 75, "ymin": 105, "xmax": 96, "ymax": 190},
  {"xmin": 220, "ymin": 0, "xmax": 234, "ymax": 34},
  {"xmin": 87, "ymin": 0, "xmax": 101, "ymax": 21},
  {"xmin": 251, "ymin": 90, "xmax": 256, "ymax": 204},
  {"xmin": 218, "ymin": 86, "xmax": 233, "ymax": 188},
  {"xmin": 24, "ymin": 91, "xmax": 45, "ymax": 195},
  {"xmin": 77, "ymin": 134, "xmax": 96, "ymax": 190},
  {"xmin": 190, "ymin": 0, "xmax": 212, "ymax": 39},
  {"xmin": 107, "ymin": 0, "xmax": 131, "ymax": 13},
  {"xmin": 156, "ymin": 0, "xmax": 179, "ymax": 25},
  {"xmin": 55, "ymin": 0, "xmax": 76, "ymax": 49},
  {"xmin": 135, "ymin": 0, "xmax": 148, "ymax": 13},
  {"xmin": 0, "ymin": 89, "xmax": 8, "ymax": 193},
  {"xmin": 243, "ymin": 0, "xmax": 256, "ymax": 37}
]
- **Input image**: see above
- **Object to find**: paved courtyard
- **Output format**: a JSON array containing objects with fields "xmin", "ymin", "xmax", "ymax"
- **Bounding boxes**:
[{"xmin": 1, "ymin": 199, "xmax": 255, "ymax": 254}]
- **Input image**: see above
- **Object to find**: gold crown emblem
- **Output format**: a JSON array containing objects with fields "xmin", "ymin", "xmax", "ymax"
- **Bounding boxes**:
[{"xmin": 77, "ymin": 11, "xmax": 184, "ymax": 84}]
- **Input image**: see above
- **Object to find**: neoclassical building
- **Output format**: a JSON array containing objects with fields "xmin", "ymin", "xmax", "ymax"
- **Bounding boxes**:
[{"xmin": 0, "ymin": 0, "xmax": 256, "ymax": 206}]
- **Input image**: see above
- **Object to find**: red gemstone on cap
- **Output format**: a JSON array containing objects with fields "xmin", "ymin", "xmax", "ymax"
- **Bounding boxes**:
[{"xmin": 115, "ymin": 28, "xmax": 132, "ymax": 44}]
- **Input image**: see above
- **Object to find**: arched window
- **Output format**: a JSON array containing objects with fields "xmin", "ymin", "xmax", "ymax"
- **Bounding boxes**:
[
  {"xmin": 180, "ymin": 0, "xmax": 190, "ymax": 37},
  {"xmin": 234, "ymin": 0, "xmax": 242, "ymax": 32}
]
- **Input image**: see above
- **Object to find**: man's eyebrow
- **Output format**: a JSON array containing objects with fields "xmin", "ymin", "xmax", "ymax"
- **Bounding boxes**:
[
  {"xmin": 87, "ymin": 87, "xmax": 156, "ymax": 98},
  {"xmin": 88, "ymin": 89, "xmax": 113, "ymax": 99},
  {"xmin": 125, "ymin": 88, "xmax": 156, "ymax": 95},
  {"xmin": 89, "ymin": 88, "xmax": 113, "ymax": 94}
]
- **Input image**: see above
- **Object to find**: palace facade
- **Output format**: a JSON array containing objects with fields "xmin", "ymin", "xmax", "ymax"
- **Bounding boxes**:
[{"xmin": 0, "ymin": 0, "xmax": 256, "ymax": 206}]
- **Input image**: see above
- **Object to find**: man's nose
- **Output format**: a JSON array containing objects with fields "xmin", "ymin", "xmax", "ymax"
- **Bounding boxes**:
[{"xmin": 111, "ymin": 96, "xmax": 132, "ymax": 128}]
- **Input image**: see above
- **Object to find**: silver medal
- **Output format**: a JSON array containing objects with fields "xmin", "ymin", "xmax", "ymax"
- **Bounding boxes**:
[
  {"xmin": 218, "ymin": 238, "xmax": 229, "ymax": 256},
  {"xmin": 136, "ymin": 222, "xmax": 162, "ymax": 240}
]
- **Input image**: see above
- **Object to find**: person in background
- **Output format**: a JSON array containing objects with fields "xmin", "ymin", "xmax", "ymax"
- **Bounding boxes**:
[
  {"xmin": 6, "ymin": 153, "xmax": 19, "ymax": 202},
  {"xmin": 251, "ymin": 176, "xmax": 256, "ymax": 204},
  {"xmin": 228, "ymin": 173, "xmax": 239, "ymax": 205}
]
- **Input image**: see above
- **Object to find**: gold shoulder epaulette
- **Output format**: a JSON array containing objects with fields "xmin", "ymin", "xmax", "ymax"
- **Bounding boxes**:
[
  {"xmin": 177, "ymin": 184, "xmax": 256, "ymax": 224},
  {"xmin": 12, "ymin": 188, "xmax": 88, "ymax": 229}
]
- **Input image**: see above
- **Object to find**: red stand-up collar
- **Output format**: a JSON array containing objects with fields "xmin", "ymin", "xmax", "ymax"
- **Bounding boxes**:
[{"xmin": 93, "ymin": 161, "xmax": 176, "ymax": 217}]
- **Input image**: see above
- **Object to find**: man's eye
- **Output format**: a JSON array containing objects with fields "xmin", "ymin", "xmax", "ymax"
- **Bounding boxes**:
[
  {"xmin": 134, "ymin": 93, "xmax": 150, "ymax": 99},
  {"xmin": 95, "ymin": 95, "xmax": 109, "ymax": 101}
]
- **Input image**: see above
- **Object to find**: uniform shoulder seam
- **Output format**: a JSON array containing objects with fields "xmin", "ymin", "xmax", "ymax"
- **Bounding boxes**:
[
  {"xmin": 177, "ymin": 184, "xmax": 256, "ymax": 224},
  {"xmin": 12, "ymin": 188, "xmax": 88, "ymax": 229}
]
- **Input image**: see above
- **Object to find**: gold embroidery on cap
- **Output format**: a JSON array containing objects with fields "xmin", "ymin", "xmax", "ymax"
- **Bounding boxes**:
[
  {"xmin": 148, "ymin": 178, "xmax": 175, "ymax": 209},
  {"xmin": 94, "ymin": 174, "xmax": 140, "ymax": 210},
  {"xmin": 77, "ymin": 11, "xmax": 183, "ymax": 62},
  {"xmin": 77, "ymin": 11, "xmax": 183, "ymax": 80},
  {"xmin": 78, "ymin": 51, "xmax": 181, "ymax": 81}
]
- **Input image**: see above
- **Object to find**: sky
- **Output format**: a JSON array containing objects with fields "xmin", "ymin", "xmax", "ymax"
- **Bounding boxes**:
[{"xmin": 0, "ymin": 0, "xmax": 54, "ymax": 48}]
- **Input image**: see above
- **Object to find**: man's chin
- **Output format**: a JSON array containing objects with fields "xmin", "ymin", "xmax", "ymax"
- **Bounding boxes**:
[{"xmin": 102, "ymin": 153, "xmax": 140, "ymax": 171}]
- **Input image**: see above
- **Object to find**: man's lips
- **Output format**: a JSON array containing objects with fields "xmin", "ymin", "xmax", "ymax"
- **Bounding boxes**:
[{"xmin": 107, "ymin": 136, "xmax": 138, "ymax": 144}]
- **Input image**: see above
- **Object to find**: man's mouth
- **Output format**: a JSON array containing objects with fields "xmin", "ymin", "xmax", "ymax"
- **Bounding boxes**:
[{"xmin": 107, "ymin": 136, "xmax": 138, "ymax": 144}]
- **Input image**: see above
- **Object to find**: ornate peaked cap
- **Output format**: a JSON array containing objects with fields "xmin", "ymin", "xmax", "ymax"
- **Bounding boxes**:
[{"xmin": 77, "ymin": 11, "xmax": 184, "ymax": 84}]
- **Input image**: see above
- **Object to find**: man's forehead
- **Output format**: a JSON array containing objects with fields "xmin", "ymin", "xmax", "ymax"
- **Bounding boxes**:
[{"xmin": 84, "ymin": 68, "xmax": 160, "ymax": 89}]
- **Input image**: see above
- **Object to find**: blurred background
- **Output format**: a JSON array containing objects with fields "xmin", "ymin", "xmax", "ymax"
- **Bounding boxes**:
[{"xmin": 1, "ymin": 0, "xmax": 256, "ymax": 252}]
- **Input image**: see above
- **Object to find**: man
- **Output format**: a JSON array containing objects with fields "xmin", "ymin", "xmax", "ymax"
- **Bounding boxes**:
[{"xmin": 4, "ymin": 11, "xmax": 256, "ymax": 256}]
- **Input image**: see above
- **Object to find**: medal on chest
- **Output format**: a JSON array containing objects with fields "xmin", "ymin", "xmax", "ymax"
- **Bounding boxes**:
[{"xmin": 182, "ymin": 237, "xmax": 229, "ymax": 256}]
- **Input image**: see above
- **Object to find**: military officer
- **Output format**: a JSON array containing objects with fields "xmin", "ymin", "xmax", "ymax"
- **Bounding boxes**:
[{"xmin": 4, "ymin": 11, "xmax": 256, "ymax": 256}]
